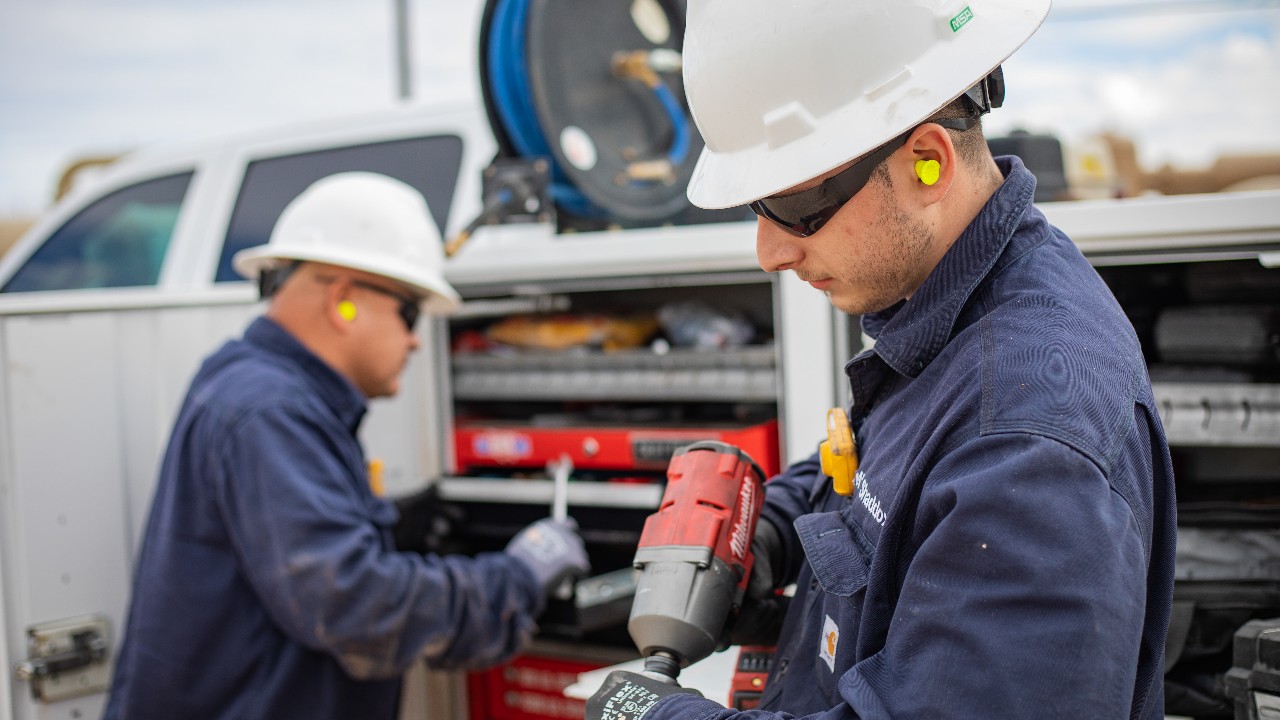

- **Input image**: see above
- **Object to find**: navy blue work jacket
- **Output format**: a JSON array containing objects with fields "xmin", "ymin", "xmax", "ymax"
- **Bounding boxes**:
[
  {"xmin": 655, "ymin": 157, "xmax": 1176, "ymax": 719},
  {"xmin": 104, "ymin": 317, "xmax": 542, "ymax": 720}
]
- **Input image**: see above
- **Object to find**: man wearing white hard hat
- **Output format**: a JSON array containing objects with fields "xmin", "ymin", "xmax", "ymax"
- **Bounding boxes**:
[
  {"xmin": 105, "ymin": 172, "xmax": 589, "ymax": 720},
  {"xmin": 588, "ymin": 1, "xmax": 1174, "ymax": 718}
]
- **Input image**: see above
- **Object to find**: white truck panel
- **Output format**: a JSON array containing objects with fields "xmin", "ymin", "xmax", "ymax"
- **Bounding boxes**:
[
  {"xmin": 0, "ymin": 296, "xmax": 440, "ymax": 719},
  {"xmin": 2, "ymin": 312, "xmax": 134, "ymax": 720}
]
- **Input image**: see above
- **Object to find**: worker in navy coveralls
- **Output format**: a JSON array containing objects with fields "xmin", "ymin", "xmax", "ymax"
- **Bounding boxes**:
[
  {"xmin": 105, "ymin": 172, "xmax": 589, "ymax": 720},
  {"xmin": 586, "ymin": 0, "xmax": 1176, "ymax": 718}
]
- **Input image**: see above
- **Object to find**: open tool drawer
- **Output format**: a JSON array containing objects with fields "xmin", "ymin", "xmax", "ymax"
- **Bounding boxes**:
[
  {"xmin": 437, "ymin": 270, "xmax": 784, "ymax": 603},
  {"xmin": 448, "ymin": 273, "xmax": 783, "ymax": 475}
]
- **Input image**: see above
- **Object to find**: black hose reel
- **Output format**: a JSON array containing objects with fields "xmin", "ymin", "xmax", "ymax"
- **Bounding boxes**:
[{"xmin": 453, "ymin": 0, "xmax": 746, "ymax": 251}]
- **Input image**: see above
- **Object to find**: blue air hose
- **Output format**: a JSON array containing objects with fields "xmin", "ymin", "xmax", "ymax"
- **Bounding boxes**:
[
  {"xmin": 653, "ymin": 83, "xmax": 690, "ymax": 168},
  {"xmin": 486, "ymin": 0, "xmax": 602, "ymax": 218}
]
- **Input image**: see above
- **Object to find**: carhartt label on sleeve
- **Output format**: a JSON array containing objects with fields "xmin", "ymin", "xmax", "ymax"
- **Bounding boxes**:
[{"xmin": 820, "ymin": 614, "xmax": 839, "ymax": 671}]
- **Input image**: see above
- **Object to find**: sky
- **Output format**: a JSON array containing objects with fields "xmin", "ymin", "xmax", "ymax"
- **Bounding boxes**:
[{"xmin": 0, "ymin": 0, "xmax": 1278, "ymax": 217}]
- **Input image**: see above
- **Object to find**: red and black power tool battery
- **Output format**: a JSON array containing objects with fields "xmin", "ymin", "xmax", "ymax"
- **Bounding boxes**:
[{"xmin": 730, "ymin": 645, "xmax": 775, "ymax": 709}]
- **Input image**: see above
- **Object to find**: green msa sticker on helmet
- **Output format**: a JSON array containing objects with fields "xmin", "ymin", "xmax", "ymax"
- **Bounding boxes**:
[{"xmin": 950, "ymin": 6, "xmax": 974, "ymax": 32}]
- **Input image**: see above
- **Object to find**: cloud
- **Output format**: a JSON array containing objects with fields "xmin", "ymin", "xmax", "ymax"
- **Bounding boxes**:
[
  {"xmin": 0, "ymin": 0, "xmax": 410, "ymax": 212},
  {"xmin": 1, "ymin": 0, "xmax": 1277, "ymax": 215},
  {"xmin": 989, "ymin": 8, "xmax": 1280, "ymax": 169},
  {"xmin": 413, "ymin": 0, "xmax": 485, "ymax": 99}
]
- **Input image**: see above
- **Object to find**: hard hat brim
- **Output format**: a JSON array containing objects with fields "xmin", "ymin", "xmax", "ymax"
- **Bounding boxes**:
[
  {"xmin": 685, "ymin": 0, "xmax": 1051, "ymax": 210},
  {"xmin": 233, "ymin": 245, "xmax": 461, "ymax": 316}
]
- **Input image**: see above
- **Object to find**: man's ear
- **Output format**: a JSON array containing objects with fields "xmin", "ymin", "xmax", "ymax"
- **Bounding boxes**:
[
  {"xmin": 905, "ymin": 122, "xmax": 957, "ymax": 203},
  {"xmin": 324, "ymin": 279, "xmax": 357, "ymax": 332}
]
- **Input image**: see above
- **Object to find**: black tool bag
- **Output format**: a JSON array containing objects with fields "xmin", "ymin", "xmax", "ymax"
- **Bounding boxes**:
[
  {"xmin": 1224, "ymin": 617, "xmax": 1280, "ymax": 719},
  {"xmin": 1165, "ymin": 527, "xmax": 1280, "ymax": 718}
]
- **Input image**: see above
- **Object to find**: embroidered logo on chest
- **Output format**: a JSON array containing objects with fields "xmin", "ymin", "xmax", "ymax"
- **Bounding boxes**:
[
  {"xmin": 855, "ymin": 469, "xmax": 886, "ymax": 526},
  {"xmin": 819, "ymin": 614, "xmax": 839, "ymax": 671}
]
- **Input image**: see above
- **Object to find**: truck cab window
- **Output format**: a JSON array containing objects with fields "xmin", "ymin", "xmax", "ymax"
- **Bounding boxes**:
[
  {"xmin": 215, "ymin": 135, "xmax": 464, "ymax": 283},
  {"xmin": 1, "ymin": 172, "xmax": 191, "ymax": 293}
]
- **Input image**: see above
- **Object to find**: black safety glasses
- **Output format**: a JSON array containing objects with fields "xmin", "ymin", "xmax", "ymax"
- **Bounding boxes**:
[
  {"xmin": 352, "ymin": 280, "xmax": 421, "ymax": 332},
  {"xmin": 749, "ymin": 132, "xmax": 910, "ymax": 238}
]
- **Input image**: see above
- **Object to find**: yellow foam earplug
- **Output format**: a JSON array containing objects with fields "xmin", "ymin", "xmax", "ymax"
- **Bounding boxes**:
[
  {"xmin": 338, "ymin": 301, "xmax": 357, "ymax": 322},
  {"xmin": 915, "ymin": 159, "xmax": 941, "ymax": 186}
]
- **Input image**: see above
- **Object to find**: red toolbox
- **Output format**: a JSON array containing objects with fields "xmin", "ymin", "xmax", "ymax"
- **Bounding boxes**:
[
  {"xmin": 453, "ymin": 418, "xmax": 781, "ymax": 478},
  {"xmin": 467, "ymin": 653, "xmax": 605, "ymax": 720}
]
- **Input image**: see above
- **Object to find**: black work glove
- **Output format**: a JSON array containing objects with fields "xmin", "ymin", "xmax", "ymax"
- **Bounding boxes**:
[
  {"xmin": 585, "ymin": 670, "xmax": 702, "ymax": 720},
  {"xmin": 392, "ymin": 484, "xmax": 467, "ymax": 555},
  {"xmin": 721, "ymin": 518, "xmax": 789, "ymax": 648}
]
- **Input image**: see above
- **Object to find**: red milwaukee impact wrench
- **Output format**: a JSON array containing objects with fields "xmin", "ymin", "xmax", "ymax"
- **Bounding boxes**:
[{"xmin": 627, "ymin": 440, "xmax": 767, "ymax": 684}]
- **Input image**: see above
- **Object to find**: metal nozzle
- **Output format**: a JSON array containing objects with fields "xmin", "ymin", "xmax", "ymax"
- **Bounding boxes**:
[{"xmin": 641, "ymin": 652, "xmax": 681, "ymax": 683}]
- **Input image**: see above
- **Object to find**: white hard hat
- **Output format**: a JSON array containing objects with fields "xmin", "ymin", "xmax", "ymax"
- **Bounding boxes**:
[
  {"xmin": 233, "ymin": 172, "xmax": 461, "ymax": 315},
  {"xmin": 682, "ymin": 0, "xmax": 1052, "ymax": 209}
]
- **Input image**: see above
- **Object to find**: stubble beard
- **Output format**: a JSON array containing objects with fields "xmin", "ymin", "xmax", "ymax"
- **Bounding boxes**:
[{"xmin": 829, "ymin": 175, "xmax": 934, "ymax": 317}]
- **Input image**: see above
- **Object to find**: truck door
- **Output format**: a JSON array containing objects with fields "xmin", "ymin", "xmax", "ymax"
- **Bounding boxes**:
[{"xmin": 0, "ymin": 298, "xmax": 257, "ymax": 719}]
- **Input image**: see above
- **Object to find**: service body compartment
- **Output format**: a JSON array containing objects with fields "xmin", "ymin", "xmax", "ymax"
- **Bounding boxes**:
[
  {"xmin": 1049, "ymin": 193, "xmax": 1280, "ymax": 717},
  {"xmin": 425, "ymin": 221, "xmax": 844, "ymax": 718}
]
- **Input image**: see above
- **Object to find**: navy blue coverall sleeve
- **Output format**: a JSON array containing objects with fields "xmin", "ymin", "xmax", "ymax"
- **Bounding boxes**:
[{"xmin": 214, "ymin": 402, "xmax": 541, "ymax": 680}]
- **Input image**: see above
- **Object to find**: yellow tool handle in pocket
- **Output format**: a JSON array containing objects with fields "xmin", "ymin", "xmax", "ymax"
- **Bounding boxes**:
[
  {"xmin": 819, "ymin": 407, "xmax": 858, "ymax": 496},
  {"xmin": 367, "ymin": 458, "xmax": 385, "ymax": 497}
]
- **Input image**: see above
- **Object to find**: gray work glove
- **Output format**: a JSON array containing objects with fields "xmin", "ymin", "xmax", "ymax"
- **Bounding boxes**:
[
  {"xmin": 504, "ymin": 517, "xmax": 590, "ymax": 598},
  {"xmin": 721, "ymin": 518, "xmax": 788, "ymax": 648},
  {"xmin": 585, "ymin": 670, "xmax": 702, "ymax": 720}
]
